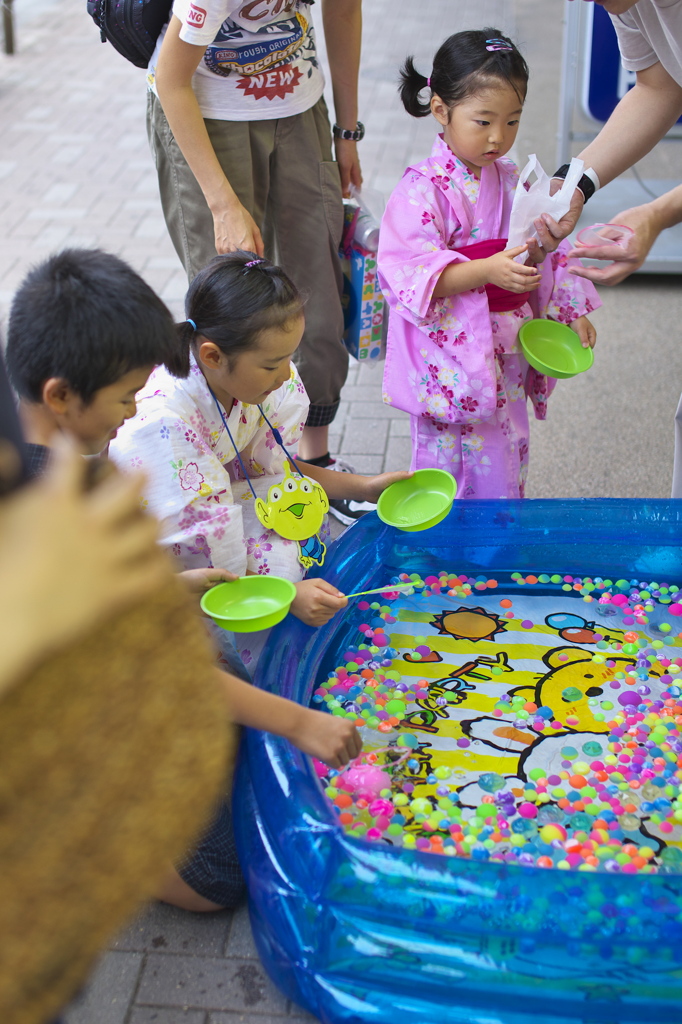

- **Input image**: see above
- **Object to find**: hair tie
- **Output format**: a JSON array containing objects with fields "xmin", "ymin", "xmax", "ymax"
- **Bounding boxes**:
[
  {"xmin": 186, "ymin": 318, "xmax": 197, "ymax": 331},
  {"xmin": 244, "ymin": 259, "xmax": 264, "ymax": 268},
  {"xmin": 486, "ymin": 38, "xmax": 513, "ymax": 52},
  {"xmin": 427, "ymin": 76, "xmax": 431, "ymax": 88}
]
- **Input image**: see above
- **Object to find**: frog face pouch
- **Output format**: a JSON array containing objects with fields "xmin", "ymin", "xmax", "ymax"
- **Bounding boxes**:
[
  {"xmin": 255, "ymin": 463, "xmax": 329, "ymax": 569},
  {"xmin": 208, "ymin": 385, "xmax": 329, "ymax": 570}
]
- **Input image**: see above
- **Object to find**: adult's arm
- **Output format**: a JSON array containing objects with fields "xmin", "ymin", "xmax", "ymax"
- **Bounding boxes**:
[
  {"xmin": 155, "ymin": 16, "xmax": 264, "ymax": 255},
  {"xmin": 321, "ymin": 0, "xmax": 362, "ymax": 195},
  {"xmin": 535, "ymin": 61, "xmax": 682, "ymax": 251}
]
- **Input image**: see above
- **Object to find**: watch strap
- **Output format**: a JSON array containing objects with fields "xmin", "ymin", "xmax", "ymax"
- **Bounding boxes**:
[
  {"xmin": 333, "ymin": 121, "xmax": 365, "ymax": 142},
  {"xmin": 551, "ymin": 163, "xmax": 598, "ymax": 203}
]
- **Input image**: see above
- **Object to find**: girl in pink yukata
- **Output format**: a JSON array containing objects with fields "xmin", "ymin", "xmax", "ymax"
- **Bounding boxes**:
[{"xmin": 377, "ymin": 30, "xmax": 601, "ymax": 498}]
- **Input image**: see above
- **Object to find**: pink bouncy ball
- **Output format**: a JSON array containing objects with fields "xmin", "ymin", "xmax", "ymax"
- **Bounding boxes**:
[{"xmin": 343, "ymin": 765, "xmax": 392, "ymax": 798}]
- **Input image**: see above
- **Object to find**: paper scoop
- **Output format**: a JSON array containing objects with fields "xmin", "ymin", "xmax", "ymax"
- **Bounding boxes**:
[{"xmin": 576, "ymin": 222, "xmax": 634, "ymax": 249}]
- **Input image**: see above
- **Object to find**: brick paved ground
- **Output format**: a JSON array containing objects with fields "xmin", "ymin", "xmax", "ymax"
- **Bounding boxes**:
[{"xmin": 1, "ymin": 0, "xmax": 681, "ymax": 1020}]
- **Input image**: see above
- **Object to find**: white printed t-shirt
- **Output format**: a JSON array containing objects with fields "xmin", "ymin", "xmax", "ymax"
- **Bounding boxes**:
[
  {"xmin": 611, "ymin": 0, "xmax": 682, "ymax": 87},
  {"xmin": 148, "ymin": 0, "xmax": 324, "ymax": 120}
]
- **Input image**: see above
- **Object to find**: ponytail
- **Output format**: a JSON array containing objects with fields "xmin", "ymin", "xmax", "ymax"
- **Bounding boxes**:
[
  {"xmin": 398, "ymin": 28, "xmax": 529, "ymax": 118},
  {"xmin": 166, "ymin": 319, "xmax": 196, "ymax": 378},
  {"xmin": 166, "ymin": 252, "xmax": 304, "ymax": 379},
  {"xmin": 399, "ymin": 55, "xmax": 431, "ymax": 118}
]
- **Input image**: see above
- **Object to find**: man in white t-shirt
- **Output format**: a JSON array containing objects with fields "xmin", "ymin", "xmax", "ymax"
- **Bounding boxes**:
[
  {"xmin": 147, "ymin": 1, "xmax": 363, "ymax": 505},
  {"xmin": 533, "ymin": 0, "xmax": 682, "ymax": 282},
  {"xmin": 532, "ymin": 0, "xmax": 682, "ymax": 490}
]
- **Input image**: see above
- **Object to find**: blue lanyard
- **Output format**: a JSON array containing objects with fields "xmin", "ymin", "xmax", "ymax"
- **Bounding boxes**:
[{"xmin": 208, "ymin": 386, "xmax": 304, "ymax": 499}]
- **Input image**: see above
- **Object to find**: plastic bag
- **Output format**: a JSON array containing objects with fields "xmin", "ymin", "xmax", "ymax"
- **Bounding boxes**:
[{"xmin": 507, "ymin": 154, "xmax": 584, "ymax": 260}]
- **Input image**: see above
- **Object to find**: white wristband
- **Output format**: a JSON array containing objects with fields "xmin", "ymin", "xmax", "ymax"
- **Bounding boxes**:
[{"xmin": 583, "ymin": 166, "xmax": 601, "ymax": 192}]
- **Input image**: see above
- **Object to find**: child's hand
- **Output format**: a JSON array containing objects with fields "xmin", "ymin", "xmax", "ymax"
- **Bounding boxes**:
[
  {"xmin": 359, "ymin": 469, "xmax": 412, "ymax": 504},
  {"xmin": 291, "ymin": 578, "xmax": 347, "ymax": 627},
  {"xmin": 485, "ymin": 244, "xmax": 542, "ymax": 292},
  {"xmin": 179, "ymin": 567, "xmax": 239, "ymax": 594},
  {"xmin": 524, "ymin": 237, "xmax": 546, "ymax": 266},
  {"xmin": 569, "ymin": 315, "xmax": 597, "ymax": 349},
  {"xmin": 289, "ymin": 707, "xmax": 362, "ymax": 768}
]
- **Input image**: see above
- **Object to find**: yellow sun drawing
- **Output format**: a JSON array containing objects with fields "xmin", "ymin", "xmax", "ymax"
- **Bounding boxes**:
[{"xmin": 430, "ymin": 606, "xmax": 508, "ymax": 643}]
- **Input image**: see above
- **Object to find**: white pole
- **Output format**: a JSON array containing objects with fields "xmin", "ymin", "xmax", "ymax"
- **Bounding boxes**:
[{"xmin": 556, "ymin": 0, "xmax": 581, "ymax": 168}]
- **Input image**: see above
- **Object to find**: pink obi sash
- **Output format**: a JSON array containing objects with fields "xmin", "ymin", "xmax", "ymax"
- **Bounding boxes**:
[{"xmin": 455, "ymin": 237, "xmax": 530, "ymax": 312}]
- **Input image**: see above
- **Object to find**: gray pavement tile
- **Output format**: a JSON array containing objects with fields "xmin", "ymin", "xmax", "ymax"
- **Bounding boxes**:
[
  {"xmin": 130, "ymin": 1010, "xmax": 207, "ymax": 1024},
  {"xmin": 41, "ymin": 182, "xmax": 78, "ymax": 203},
  {"xmin": 27, "ymin": 207, "xmax": 88, "ymax": 220},
  {"xmin": 354, "ymin": 362, "xmax": 385, "ymax": 386},
  {"xmin": 148, "ymin": 256, "xmax": 185, "ymax": 271},
  {"xmin": 208, "ymin": 1016, "xmax": 292, "ymax": 1023},
  {"xmin": 332, "ymin": 453, "xmax": 384, "ymax": 475},
  {"xmin": 52, "ymin": 145, "xmax": 87, "ymax": 166},
  {"xmin": 384, "ymin": 435, "xmax": 413, "ymax": 472},
  {"xmin": 340, "ymin": 368, "xmax": 359, "ymax": 389},
  {"xmin": 347, "ymin": 400, "xmax": 402, "ymax": 420},
  {"xmin": 137, "ymin": 955, "xmax": 289, "ymax": 1014},
  {"xmin": 113, "ymin": 902, "xmax": 233, "ymax": 956},
  {"xmin": 223, "ymin": 903, "xmax": 259, "ymax": 959},
  {"xmin": 209, "ymin": 1012, "xmax": 317, "ymax": 1024},
  {"xmin": 338, "ymin": 385, "xmax": 384, "ymax": 405},
  {"xmin": 389, "ymin": 417, "xmax": 412, "ymax": 437},
  {"xmin": 338, "ymin": 418, "xmax": 389, "ymax": 456},
  {"xmin": 285, "ymin": 1008, "xmax": 319, "ymax": 1022},
  {"xmin": 63, "ymin": 951, "xmax": 143, "ymax": 1024}
]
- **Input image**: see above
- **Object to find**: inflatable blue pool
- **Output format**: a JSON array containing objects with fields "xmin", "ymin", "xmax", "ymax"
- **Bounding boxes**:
[{"xmin": 234, "ymin": 499, "xmax": 682, "ymax": 1024}]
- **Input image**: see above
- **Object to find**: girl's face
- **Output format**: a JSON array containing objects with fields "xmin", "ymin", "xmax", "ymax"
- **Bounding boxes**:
[
  {"xmin": 200, "ymin": 313, "xmax": 305, "ymax": 408},
  {"xmin": 431, "ymin": 81, "xmax": 524, "ymax": 177}
]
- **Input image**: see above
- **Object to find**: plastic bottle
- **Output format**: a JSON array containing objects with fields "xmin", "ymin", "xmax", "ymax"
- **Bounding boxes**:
[
  {"xmin": 353, "ymin": 208, "xmax": 380, "ymax": 251},
  {"xmin": 350, "ymin": 185, "xmax": 384, "ymax": 252}
]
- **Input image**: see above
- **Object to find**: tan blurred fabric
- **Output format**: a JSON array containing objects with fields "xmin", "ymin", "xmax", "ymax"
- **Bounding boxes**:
[{"xmin": 0, "ymin": 581, "xmax": 235, "ymax": 1024}]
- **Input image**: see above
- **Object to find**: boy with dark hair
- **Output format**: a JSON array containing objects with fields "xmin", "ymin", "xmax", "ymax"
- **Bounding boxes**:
[
  {"xmin": 5, "ymin": 248, "xmax": 360, "ymax": 914},
  {"xmin": 6, "ymin": 248, "xmax": 176, "ymax": 465}
]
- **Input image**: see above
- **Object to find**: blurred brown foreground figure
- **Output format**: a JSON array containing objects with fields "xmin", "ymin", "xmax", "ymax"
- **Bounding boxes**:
[{"xmin": 0, "ymin": 427, "xmax": 235, "ymax": 1024}]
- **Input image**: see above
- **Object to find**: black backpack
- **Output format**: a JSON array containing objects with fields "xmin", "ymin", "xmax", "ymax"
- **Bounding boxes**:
[{"xmin": 87, "ymin": 0, "xmax": 173, "ymax": 68}]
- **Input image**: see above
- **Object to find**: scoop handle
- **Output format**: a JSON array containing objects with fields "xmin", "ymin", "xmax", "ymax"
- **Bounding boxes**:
[{"xmin": 343, "ymin": 582, "xmax": 415, "ymax": 599}]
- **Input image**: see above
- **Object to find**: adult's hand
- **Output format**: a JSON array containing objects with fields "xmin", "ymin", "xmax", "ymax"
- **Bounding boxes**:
[
  {"xmin": 531, "ymin": 184, "xmax": 586, "ymax": 256},
  {"xmin": 567, "ymin": 202, "xmax": 663, "ymax": 284},
  {"xmin": 212, "ymin": 198, "xmax": 264, "ymax": 256},
  {"xmin": 334, "ymin": 137, "xmax": 362, "ymax": 197}
]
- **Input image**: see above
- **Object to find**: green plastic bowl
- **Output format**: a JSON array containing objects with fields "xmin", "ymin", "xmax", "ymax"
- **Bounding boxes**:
[
  {"xmin": 377, "ymin": 469, "xmax": 457, "ymax": 532},
  {"xmin": 519, "ymin": 319, "xmax": 594, "ymax": 379},
  {"xmin": 200, "ymin": 576, "xmax": 297, "ymax": 633}
]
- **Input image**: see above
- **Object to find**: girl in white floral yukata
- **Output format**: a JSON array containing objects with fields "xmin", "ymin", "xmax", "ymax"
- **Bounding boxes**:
[
  {"xmin": 377, "ymin": 29, "xmax": 601, "ymax": 499},
  {"xmin": 109, "ymin": 252, "xmax": 407, "ymax": 665}
]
